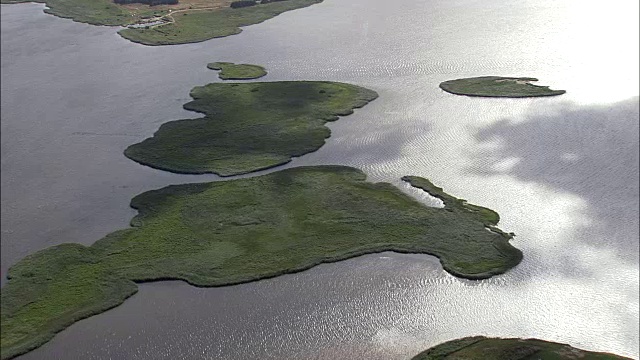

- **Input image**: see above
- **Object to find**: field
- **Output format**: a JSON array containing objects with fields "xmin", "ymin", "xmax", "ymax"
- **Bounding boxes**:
[
  {"xmin": 120, "ymin": 0, "xmax": 322, "ymax": 45},
  {"xmin": 0, "ymin": 0, "xmax": 322, "ymax": 45}
]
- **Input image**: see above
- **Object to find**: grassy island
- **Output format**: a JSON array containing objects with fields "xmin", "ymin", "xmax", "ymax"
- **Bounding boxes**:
[
  {"xmin": 0, "ymin": 0, "xmax": 322, "ymax": 46},
  {"xmin": 124, "ymin": 81, "xmax": 378, "ymax": 176},
  {"xmin": 411, "ymin": 336, "xmax": 631, "ymax": 360},
  {"xmin": 439, "ymin": 76, "xmax": 566, "ymax": 97},
  {"xmin": 1, "ymin": 166, "xmax": 522, "ymax": 359},
  {"xmin": 207, "ymin": 62, "xmax": 267, "ymax": 80}
]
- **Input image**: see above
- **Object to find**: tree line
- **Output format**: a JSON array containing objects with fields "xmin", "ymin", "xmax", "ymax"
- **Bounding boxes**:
[
  {"xmin": 230, "ymin": 0, "xmax": 289, "ymax": 8},
  {"xmin": 114, "ymin": 0, "xmax": 178, "ymax": 5}
]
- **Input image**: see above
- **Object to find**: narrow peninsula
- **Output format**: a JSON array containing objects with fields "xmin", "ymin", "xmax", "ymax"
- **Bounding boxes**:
[
  {"xmin": 439, "ymin": 76, "xmax": 566, "ymax": 97},
  {"xmin": 207, "ymin": 62, "xmax": 267, "ymax": 80},
  {"xmin": 0, "ymin": 0, "xmax": 323, "ymax": 46},
  {"xmin": 0, "ymin": 166, "xmax": 522, "ymax": 359},
  {"xmin": 124, "ymin": 81, "xmax": 378, "ymax": 176},
  {"xmin": 411, "ymin": 336, "xmax": 632, "ymax": 360}
]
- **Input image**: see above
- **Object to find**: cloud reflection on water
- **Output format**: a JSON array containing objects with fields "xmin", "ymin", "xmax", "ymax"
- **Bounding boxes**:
[
  {"xmin": 472, "ymin": 97, "xmax": 639, "ymax": 265},
  {"xmin": 469, "ymin": 97, "xmax": 639, "ymax": 353}
]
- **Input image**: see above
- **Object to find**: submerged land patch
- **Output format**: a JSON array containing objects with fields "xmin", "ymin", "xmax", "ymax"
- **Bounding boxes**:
[
  {"xmin": 439, "ymin": 76, "xmax": 566, "ymax": 97},
  {"xmin": 124, "ymin": 81, "xmax": 378, "ymax": 176},
  {"xmin": 0, "ymin": 166, "xmax": 522, "ymax": 359},
  {"xmin": 207, "ymin": 62, "xmax": 267, "ymax": 80},
  {"xmin": 0, "ymin": 0, "xmax": 322, "ymax": 45},
  {"xmin": 411, "ymin": 336, "xmax": 631, "ymax": 360}
]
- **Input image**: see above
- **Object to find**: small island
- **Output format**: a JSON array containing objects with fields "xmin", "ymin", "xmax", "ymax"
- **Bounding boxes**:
[
  {"xmin": 411, "ymin": 336, "xmax": 631, "ymax": 359},
  {"xmin": 0, "ymin": 166, "xmax": 522, "ymax": 359},
  {"xmin": 207, "ymin": 62, "xmax": 267, "ymax": 80},
  {"xmin": 0, "ymin": 0, "xmax": 322, "ymax": 46},
  {"xmin": 124, "ymin": 81, "xmax": 378, "ymax": 176},
  {"xmin": 439, "ymin": 76, "xmax": 566, "ymax": 97}
]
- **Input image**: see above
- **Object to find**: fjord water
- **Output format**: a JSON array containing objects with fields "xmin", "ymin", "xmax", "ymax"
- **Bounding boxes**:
[{"xmin": 1, "ymin": 0, "xmax": 638, "ymax": 358}]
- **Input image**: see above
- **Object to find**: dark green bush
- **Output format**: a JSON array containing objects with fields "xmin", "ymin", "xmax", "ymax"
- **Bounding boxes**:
[
  {"xmin": 230, "ymin": 0, "xmax": 256, "ymax": 8},
  {"xmin": 114, "ymin": 0, "xmax": 177, "ymax": 5}
]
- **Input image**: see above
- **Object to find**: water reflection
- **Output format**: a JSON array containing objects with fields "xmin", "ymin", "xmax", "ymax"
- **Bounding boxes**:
[
  {"xmin": 471, "ymin": 97, "xmax": 640, "ymax": 353},
  {"xmin": 473, "ymin": 98, "xmax": 639, "ymax": 266}
]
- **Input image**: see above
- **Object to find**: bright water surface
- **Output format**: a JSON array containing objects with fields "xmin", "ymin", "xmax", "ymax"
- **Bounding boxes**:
[{"xmin": 1, "ymin": 0, "xmax": 639, "ymax": 358}]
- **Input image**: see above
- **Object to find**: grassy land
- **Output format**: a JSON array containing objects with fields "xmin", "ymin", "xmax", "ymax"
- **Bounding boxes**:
[
  {"xmin": 0, "ymin": 0, "xmax": 322, "ymax": 45},
  {"xmin": 1, "ymin": 166, "xmax": 522, "ymax": 359},
  {"xmin": 207, "ymin": 62, "xmax": 267, "ymax": 80},
  {"xmin": 439, "ymin": 76, "xmax": 566, "ymax": 98},
  {"xmin": 0, "ymin": 0, "xmax": 167, "ymax": 26},
  {"xmin": 119, "ymin": 0, "xmax": 323, "ymax": 45},
  {"xmin": 402, "ymin": 176, "xmax": 510, "ymax": 234},
  {"xmin": 411, "ymin": 336, "xmax": 631, "ymax": 360},
  {"xmin": 124, "ymin": 81, "xmax": 378, "ymax": 176}
]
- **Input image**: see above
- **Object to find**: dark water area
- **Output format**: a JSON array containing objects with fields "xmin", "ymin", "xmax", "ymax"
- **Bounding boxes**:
[{"xmin": 2, "ymin": 0, "xmax": 638, "ymax": 358}]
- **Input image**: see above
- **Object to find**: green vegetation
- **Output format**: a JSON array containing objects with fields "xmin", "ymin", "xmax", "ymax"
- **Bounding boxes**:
[
  {"xmin": 1, "ymin": 166, "xmax": 522, "ymax": 359},
  {"xmin": 0, "ymin": 0, "xmax": 322, "ymax": 45},
  {"xmin": 439, "ymin": 76, "xmax": 566, "ymax": 97},
  {"xmin": 124, "ymin": 81, "xmax": 378, "ymax": 176},
  {"xmin": 114, "ymin": 0, "xmax": 177, "ymax": 5},
  {"xmin": 402, "ymin": 176, "xmax": 508, "ymax": 235},
  {"xmin": 411, "ymin": 336, "xmax": 631, "ymax": 360},
  {"xmin": 401, "ymin": 176, "xmax": 521, "ymax": 276},
  {"xmin": 207, "ymin": 62, "xmax": 267, "ymax": 80},
  {"xmin": 119, "ymin": 0, "xmax": 323, "ymax": 45},
  {"xmin": 230, "ymin": 0, "xmax": 257, "ymax": 8},
  {"xmin": 0, "ymin": 0, "xmax": 164, "ymax": 26}
]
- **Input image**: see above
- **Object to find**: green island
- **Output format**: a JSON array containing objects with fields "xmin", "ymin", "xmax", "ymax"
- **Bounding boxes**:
[
  {"xmin": 411, "ymin": 336, "xmax": 631, "ymax": 360},
  {"xmin": 0, "ymin": 0, "xmax": 322, "ymax": 46},
  {"xmin": 124, "ymin": 81, "xmax": 378, "ymax": 176},
  {"xmin": 439, "ymin": 76, "xmax": 566, "ymax": 97},
  {"xmin": 207, "ymin": 62, "xmax": 267, "ymax": 80},
  {"xmin": 0, "ymin": 166, "xmax": 522, "ymax": 359}
]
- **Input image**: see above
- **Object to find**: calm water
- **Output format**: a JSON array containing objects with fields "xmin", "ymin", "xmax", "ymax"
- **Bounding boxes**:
[{"xmin": 1, "ymin": 0, "xmax": 638, "ymax": 358}]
